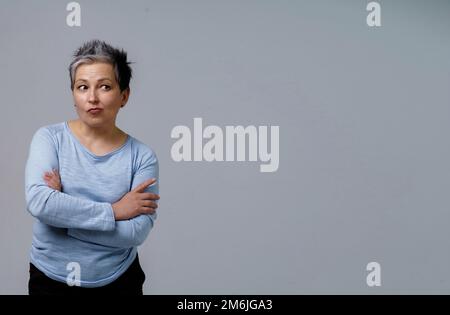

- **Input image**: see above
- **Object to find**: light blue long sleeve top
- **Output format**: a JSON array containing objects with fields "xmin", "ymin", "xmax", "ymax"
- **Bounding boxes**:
[{"xmin": 24, "ymin": 121, "xmax": 159, "ymax": 287}]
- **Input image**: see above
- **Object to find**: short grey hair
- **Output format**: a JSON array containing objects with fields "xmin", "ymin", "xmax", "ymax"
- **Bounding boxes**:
[{"xmin": 69, "ymin": 39, "xmax": 133, "ymax": 92}]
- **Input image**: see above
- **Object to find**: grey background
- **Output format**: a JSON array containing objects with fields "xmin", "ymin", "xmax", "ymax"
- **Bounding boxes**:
[{"xmin": 0, "ymin": 0, "xmax": 449, "ymax": 294}]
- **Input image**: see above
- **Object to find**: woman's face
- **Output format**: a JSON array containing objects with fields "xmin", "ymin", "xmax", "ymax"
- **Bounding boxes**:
[{"xmin": 73, "ymin": 62, "xmax": 129, "ymax": 129}]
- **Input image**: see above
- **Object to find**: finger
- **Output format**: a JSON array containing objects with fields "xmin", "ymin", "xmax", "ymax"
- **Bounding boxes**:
[
  {"xmin": 141, "ymin": 200, "xmax": 158, "ymax": 209},
  {"xmin": 46, "ymin": 172, "xmax": 60, "ymax": 183},
  {"xmin": 49, "ymin": 178, "xmax": 59, "ymax": 186},
  {"xmin": 44, "ymin": 175, "xmax": 55, "ymax": 181},
  {"xmin": 133, "ymin": 178, "xmax": 157, "ymax": 193},
  {"xmin": 141, "ymin": 192, "xmax": 160, "ymax": 200},
  {"xmin": 45, "ymin": 180, "xmax": 56, "ymax": 189},
  {"xmin": 141, "ymin": 207, "xmax": 156, "ymax": 214}
]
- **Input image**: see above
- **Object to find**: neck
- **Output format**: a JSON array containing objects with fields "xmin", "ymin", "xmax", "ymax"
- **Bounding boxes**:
[{"xmin": 73, "ymin": 119, "xmax": 122, "ymax": 141}]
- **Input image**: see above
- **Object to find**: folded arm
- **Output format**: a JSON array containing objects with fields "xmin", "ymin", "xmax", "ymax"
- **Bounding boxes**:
[
  {"xmin": 67, "ymin": 149, "xmax": 159, "ymax": 248},
  {"xmin": 25, "ymin": 127, "xmax": 115, "ymax": 231}
]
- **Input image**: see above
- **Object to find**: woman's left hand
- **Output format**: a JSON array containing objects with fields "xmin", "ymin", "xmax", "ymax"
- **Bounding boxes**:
[{"xmin": 43, "ymin": 169, "xmax": 62, "ymax": 192}]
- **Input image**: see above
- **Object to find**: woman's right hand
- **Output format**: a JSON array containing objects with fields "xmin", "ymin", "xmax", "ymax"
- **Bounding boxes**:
[{"xmin": 112, "ymin": 178, "xmax": 160, "ymax": 220}]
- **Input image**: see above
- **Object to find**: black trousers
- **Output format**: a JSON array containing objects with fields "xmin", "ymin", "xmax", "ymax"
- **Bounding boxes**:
[{"xmin": 28, "ymin": 254, "xmax": 146, "ymax": 295}]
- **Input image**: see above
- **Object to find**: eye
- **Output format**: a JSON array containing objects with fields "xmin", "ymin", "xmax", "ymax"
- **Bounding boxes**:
[
  {"xmin": 101, "ymin": 85, "xmax": 111, "ymax": 91},
  {"xmin": 77, "ymin": 85, "xmax": 88, "ymax": 91}
]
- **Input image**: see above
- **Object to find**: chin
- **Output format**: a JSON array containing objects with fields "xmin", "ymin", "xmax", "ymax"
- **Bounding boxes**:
[
  {"xmin": 82, "ymin": 117, "xmax": 114, "ymax": 127},
  {"xmin": 81, "ymin": 118, "xmax": 103, "ymax": 126}
]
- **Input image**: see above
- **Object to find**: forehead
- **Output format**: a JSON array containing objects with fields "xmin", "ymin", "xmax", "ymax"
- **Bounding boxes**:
[{"xmin": 75, "ymin": 62, "xmax": 115, "ymax": 80}]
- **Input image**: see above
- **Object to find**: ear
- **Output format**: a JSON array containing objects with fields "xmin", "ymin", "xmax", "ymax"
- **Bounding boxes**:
[{"xmin": 121, "ymin": 87, "xmax": 130, "ymax": 107}]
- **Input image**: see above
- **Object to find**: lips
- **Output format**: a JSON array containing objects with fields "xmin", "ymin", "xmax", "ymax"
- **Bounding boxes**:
[{"xmin": 88, "ymin": 108, "xmax": 103, "ymax": 114}]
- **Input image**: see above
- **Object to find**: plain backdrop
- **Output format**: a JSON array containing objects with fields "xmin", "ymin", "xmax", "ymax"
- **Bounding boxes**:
[{"xmin": 0, "ymin": 0, "xmax": 449, "ymax": 294}]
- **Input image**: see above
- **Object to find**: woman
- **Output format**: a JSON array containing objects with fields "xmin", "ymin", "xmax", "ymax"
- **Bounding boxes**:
[{"xmin": 24, "ymin": 40, "xmax": 160, "ymax": 295}]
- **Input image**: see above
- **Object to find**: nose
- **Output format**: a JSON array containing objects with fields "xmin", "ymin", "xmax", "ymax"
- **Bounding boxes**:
[{"xmin": 88, "ymin": 89, "xmax": 99, "ymax": 103}]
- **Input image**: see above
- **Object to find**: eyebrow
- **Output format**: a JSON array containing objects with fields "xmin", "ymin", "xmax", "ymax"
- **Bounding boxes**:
[{"xmin": 75, "ymin": 78, "xmax": 113, "ymax": 84}]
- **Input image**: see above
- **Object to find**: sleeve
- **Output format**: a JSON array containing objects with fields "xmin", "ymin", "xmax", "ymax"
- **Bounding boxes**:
[
  {"xmin": 67, "ymin": 148, "xmax": 159, "ymax": 248},
  {"xmin": 25, "ymin": 127, "xmax": 116, "ymax": 231}
]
